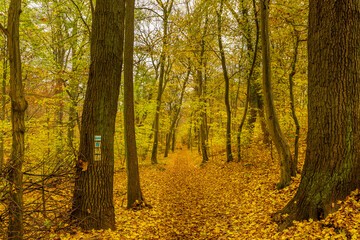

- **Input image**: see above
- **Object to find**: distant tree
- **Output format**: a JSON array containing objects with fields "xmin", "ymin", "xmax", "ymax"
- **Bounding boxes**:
[
  {"xmin": 277, "ymin": 0, "xmax": 360, "ymax": 230},
  {"xmin": 151, "ymin": 0, "xmax": 174, "ymax": 164},
  {"xmin": 236, "ymin": 0, "xmax": 259, "ymax": 162},
  {"xmin": 217, "ymin": 0, "xmax": 233, "ymax": 162},
  {"xmin": 71, "ymin": 0, "xmax": 125, "ymax": 230},
  {"xmin": 260, "ymin": 0, "xmax": 295, "ymax": 189}
]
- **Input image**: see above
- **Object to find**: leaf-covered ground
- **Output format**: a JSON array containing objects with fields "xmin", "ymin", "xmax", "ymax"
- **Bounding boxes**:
[{"xmin": 55, "ymin": 146, "xmax": 360, "ymax": 239}]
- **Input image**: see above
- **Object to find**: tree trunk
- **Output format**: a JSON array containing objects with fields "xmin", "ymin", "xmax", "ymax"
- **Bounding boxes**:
[
  {"xmin": 171, "ymin": 125, "xmax": 176, "ymax": 152},
  {"xmin": 124, "ymin": 0, "xmax": 145, "ymax": 208},
  {"xmin": 277, "ymin": 0, "xmax": 360, "ymax": 230},
  {"xmin": 217, "ymin": 0, "xmax": 233, "ymax": 163},
  {"xmin": 71, "ymin": 0, "xmax": 125, "ymax": 230},
  {"xmin": 260, "ymin": 0, "xmax": 295, "ymax": 189},
  {"xmin": 7, "ymin": 0, "xmax": 27, "ymax": 238},
  {"xmin": 164, "ymin": 132, "xmax": 171, "ymax": 157},
  {"xmin": 151, "ymin": 0, "xmax": 174, "ymax": 164},
  {"xmin": 237, "ymin": 0, "xmax": 259, "ymax": 162},
  {"xmin": 197, "ymin": 67, "xmax": 209, "ymax": 164},
  {"xmin": 0, "ymin": 42, "xmax": 6, "ymax": 172},
  {"xmin": 67, "ymin": 19, "xmax": 79, "ymax": 149},
  {"xmin": 150, "ymin": 51, "xmax": 165, "ymax": 164},
  {"xmin": 164, "ymin": 75, "xmax": 188, "ymax": 157},
  {"xmin": 288, "ymin": 31, "xmax": 300, "ymax": 172},
  {"xmin": 53, "ymin": 3, "xmax": 65, "ymax": 154}
]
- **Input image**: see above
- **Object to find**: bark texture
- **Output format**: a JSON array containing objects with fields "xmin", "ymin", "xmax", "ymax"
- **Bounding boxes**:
[
  {"xmin": 7, "ymin": 0, "xmax": 27, "ymax": 239},
  {"xmin": 71, "ymin": 0, "xmax": 124, "ymax": 230},
  {"xmin": 124, "ymin": 0, "xmax": 145, "ymax": 209},
  {"xmin": 260, "ymin": 0, "xmax": 295, "ymax": 189},
  {"xmin": 278, "ymin": 0, "xmax": 360, "ymax": 230}
]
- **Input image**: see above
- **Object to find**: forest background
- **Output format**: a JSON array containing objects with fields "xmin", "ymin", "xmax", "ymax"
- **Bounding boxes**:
[{"xmin": 1, "ymin": 0, "xmax": 359, "ymax": 239}]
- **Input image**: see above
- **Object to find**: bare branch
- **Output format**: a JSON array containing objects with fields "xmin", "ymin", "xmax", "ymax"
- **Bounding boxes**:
[{"xmin": 69, "ymin": 0, "xmax": 91, "ymax": 35}]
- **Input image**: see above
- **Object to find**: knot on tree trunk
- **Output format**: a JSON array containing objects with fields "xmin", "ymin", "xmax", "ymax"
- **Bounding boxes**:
[{"xmin": 11, "ymin": 98, "xmax": 27, "ymax": 112}]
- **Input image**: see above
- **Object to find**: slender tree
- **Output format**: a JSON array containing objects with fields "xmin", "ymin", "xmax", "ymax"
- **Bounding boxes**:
[
  {"xmin": 277, "ymin": 0, "xmax": 360, "ymax": 230},
  {"xmin": 71, "ymin": 0, "xmax": 125, "ymax": 230},
  {"xmin": 237, "ymin": 0, "xmax": 259, "ymax": 162},
  {"xmin": 260, "ymin": 0, "xmax": 295, "ymax": 189},
  {"xmin": 217, "ymin": 0, "xmax": 233, "ymax": 162},
  {"xmin": 288, "ymin": 29, "xmax": 301, "ymax": 171},
  {"xmin": 6, "ymin": 0, "xmax": 28, "ymax": 238},
  {"xmin": 124, "ymin": 0, "xmax": 145, "ymax": 208},
  {"xmin": 0, "ymin": 41, "xmax": 6, "ymax": 172},
  {"xmin": 164, "ymin": 75, "xmax": 188, "ymax": 157},
  {"xmin": 151, "ymin": 0, "xmax": 174, "ymax": 164}
]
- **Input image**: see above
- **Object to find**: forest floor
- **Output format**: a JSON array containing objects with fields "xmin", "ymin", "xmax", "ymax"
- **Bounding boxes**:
[{"xmin": 56, "ymin": 145, "xmax": 360, "ymax": 239}]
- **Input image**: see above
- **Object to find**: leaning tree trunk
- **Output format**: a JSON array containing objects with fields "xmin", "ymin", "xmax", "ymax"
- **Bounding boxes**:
[
  {"xmin": 277, "ymin": 0, "xmax": 360, "ymax": 230},
  {"xmin": 7, "ymin": 0, "xmax": 27, "ymax": 239},
  {"xmin": 71, "ymin": 0, "xmax": 125, "ymax": 230},
  {"xmin": 260, "ymin": 0, "xmax": 295, "ymax": 189},
  {"xmin": 124, "ymin": 0, "xmax": 145, "ymax": 208}
]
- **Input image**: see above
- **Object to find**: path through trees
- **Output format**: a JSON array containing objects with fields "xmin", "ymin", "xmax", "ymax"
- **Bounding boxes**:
[{"xmin": 63, "ymin": 148, "xmax": 302, "ymax": 239}]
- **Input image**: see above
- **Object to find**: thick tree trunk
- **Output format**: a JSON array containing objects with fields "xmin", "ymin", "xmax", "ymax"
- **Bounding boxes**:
[
  {"xmin": 7, "ymin": 0, "xmax": 27, "ymax": 238},
  {"xmin": 278, "ymin": 0, "xmax": 360, "ymax": 230},
  {"xmin": 217, "ymin": 0, "xmax": 233, "ymax": 163},
  {"xmin": 260, "ymin": 0, "xmax": 295, "ymax": 189},
  {"xmin": 71, "ymin": 0, "xmax": 124, "ymax": 230},
  {"xmin": 124, "ymin": 0, "xmax": 145, "ymax": 208}
]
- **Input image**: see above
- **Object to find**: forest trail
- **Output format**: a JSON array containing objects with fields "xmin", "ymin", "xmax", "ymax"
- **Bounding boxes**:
[
  {"xmin": 109, "ymin": 148, "xmax": 298, "ymax": 239},
  {"xmin": 59, "ymin": 147, "xmax": 360, "ymax": 239}
]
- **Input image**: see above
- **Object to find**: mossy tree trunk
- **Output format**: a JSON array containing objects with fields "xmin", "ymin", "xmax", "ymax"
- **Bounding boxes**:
[
  {"xmin": 278, "ymin": 0, "xmax": 360, "ymax": 230},
  {"xmin": 71, "ymin": 0, "xmax": 125, "ymax": 230}
]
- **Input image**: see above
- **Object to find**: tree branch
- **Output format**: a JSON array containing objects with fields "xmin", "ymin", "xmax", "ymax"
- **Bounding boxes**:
[
  {"xmin": 0, "ymin": 23, "xmax": 8, "ymax": 37},
  {"xmin": 69, "ymin": 0, "xmax": 91, "ymax": 35}
]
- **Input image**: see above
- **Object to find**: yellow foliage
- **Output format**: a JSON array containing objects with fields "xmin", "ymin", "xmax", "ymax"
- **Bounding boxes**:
[{"xmin": 53, "ymin": 147, "xmax": 360, "ymax": 239}]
